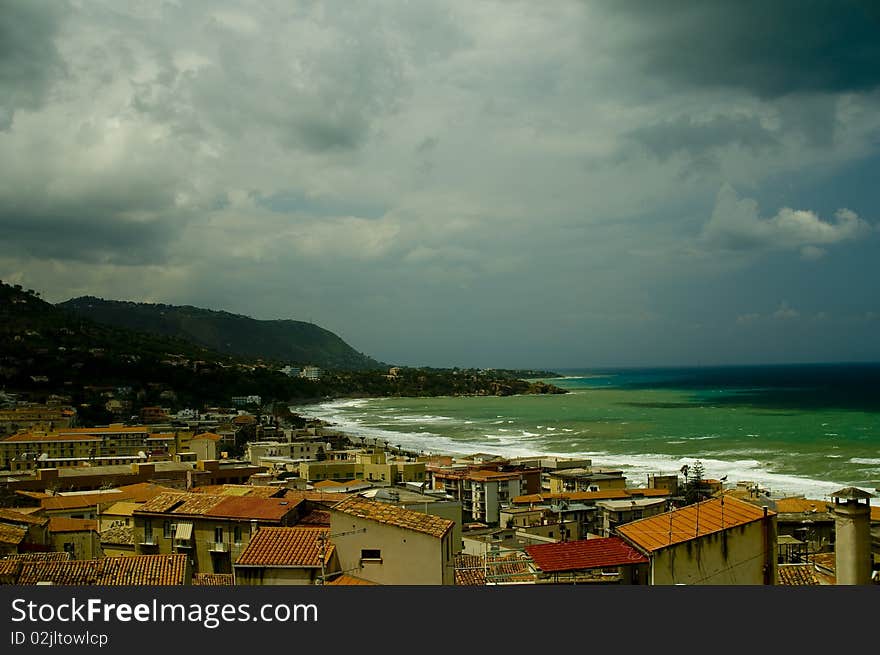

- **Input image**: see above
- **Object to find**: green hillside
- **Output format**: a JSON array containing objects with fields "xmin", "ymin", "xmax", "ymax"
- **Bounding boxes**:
[{"xmin": 58, "ymin": 297, "xmax": 382, "ymax": 371}]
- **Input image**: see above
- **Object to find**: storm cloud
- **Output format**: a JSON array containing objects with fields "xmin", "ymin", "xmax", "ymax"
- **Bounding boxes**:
[{"xmin": 1, "ymin": 1, "xmax": 879, "ymax": 367}]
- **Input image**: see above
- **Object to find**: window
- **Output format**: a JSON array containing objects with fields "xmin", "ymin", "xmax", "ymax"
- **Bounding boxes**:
[
  {"xmin": 361, "ymin": 549, "xmax": 382, "ymax": 561},
  {"xmin": 63, "ymin": 542, "xmax": 75, "ymax": 554},
  {"xmin": 233, "ymin": 525, "xmax": 242, "ymax": 544},
  {"xmin": 163, "ymin": 520, "xmax": 173, "ymax": 539},
  {"xmin": 144, "ymin": 520, "xmax": 153, "ymax": 541},
  {"xmin": 214, "ymin": 527, "xmax": 223, "ymax": 544}
]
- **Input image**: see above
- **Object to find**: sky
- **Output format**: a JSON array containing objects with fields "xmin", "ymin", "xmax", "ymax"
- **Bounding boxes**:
[{"xmin": 2, "ymin": 0, "xmax": 880, "ymax": 370}]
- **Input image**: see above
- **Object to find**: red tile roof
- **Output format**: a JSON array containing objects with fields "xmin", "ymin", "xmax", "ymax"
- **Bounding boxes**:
[
  {"xmin": 617, "ymin": 496, "xmax": 774, "ymax": 553},
  {"xmin": 513, "ymin": 488, "xmax": 670, "ymax": 504},
  {"xmin": 526, "ymin": 537, "xmax": 648, "ymax": 573},
  {"xmin": 0, "ymin": 523, "xmax": 27, "ymax": 545},
  {"xmin": 17, "ymin": 554, "xmax": 188, "ymax": 585},
  {"xmin": 204, "ymin": 496, "xmax": 302, "ymax": 521},
  {"xmin": 235, "ymin": 527, "xmax": 332, "ymax": 567},
  {"xmin": 192, "ymin": 573, "xmax": 235, "ymax": 585}
]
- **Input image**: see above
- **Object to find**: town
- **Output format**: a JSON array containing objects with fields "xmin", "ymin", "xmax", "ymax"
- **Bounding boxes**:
[{"xmin": 0, "ymin": 393, "xmax": 877, "ymax": 586}]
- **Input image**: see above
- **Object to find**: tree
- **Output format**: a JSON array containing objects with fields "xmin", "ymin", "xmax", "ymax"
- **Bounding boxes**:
[{"xmin": 683, "ymin": 459, "xmax": 709, "ymax": 505}]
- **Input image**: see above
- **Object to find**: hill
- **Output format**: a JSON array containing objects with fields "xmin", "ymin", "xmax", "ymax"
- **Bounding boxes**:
[{"xmin": 58, "ymin": 297, "xmax": 382, "ymax": 371}]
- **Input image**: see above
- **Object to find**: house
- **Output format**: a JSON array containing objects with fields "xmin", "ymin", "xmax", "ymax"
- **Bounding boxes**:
[
  {"xmin": 525, "ymin": 537, "xmax": 649, "ymax": 584},
  {"xmin": 329, "ymin": 496, "xmax": 456, "ymax": 585},
  {"xmin": 132, "ymin": 492, "xmax": 302, "ymax": 574},
  {"xmin": 617, "ymin": 495, "xmax": 778, "ymax": 585},
  {"xmin": 48, "ymin": 518, "xmax": 100, "ymax": 560},
  {"xmin": 596, "ymin": 497, "xmax": 668, "ymax": 537},
  {"xmin": 430, "ymin": 467, "xmax": 541, "ymax": 524},
  {"xmin": 0, "ymin": 508, "xmax": 49, "ymax": 550},
  {"xmin": 547, "ymin": 467, "xmax": 627, "ymax": 494},
  {"xmin": 234, "ymin": 526, "xmax": 339, "ymax": 585}
]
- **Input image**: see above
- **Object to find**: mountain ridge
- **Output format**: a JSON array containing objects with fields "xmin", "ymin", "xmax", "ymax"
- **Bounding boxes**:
[{"xmin": 57, "ymin": 296, "xmax": 382, "ymax": 371}]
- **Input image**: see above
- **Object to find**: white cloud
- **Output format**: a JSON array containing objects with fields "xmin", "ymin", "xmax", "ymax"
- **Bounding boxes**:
[{"xmin": 701, "ymin": 184, "xmax": 873, "ymax": 255}]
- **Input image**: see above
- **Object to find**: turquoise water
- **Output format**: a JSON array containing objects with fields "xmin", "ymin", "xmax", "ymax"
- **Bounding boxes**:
[{"xmin": 293, "ymin": 364, "xmax": 880, "ymax": 504}]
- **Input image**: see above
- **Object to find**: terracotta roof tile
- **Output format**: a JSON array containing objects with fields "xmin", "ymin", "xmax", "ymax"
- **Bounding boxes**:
[
  {"xmin": 235, "ymin": 527, "xmax": 332, "ymax": 567},
  {"xmin": 325, "ymin": 574, "xmax": 378, "ymax": 585},
  {"xmin": 454, "ymin": 552, "xmax": 535, "ymax": 585},
  {"xmin": 0, "ymin": 508, "xmax": 48, "ymax": 526},
  {"xmin": 17, "ymin": 554, "xmax": 188, "ymax": 585},
  {"xmin": 192, "ymin": 573, "xmax": 235, "ymax": 585},
  {"xmin": 0, "ymin": 523, "xmax": 28, "ymax": 545},
  {"xmin": 778, "ymin": 565, "xmax": 821, "ymax": 586},
  {"xmin": 332, "ymin": 496, "xmax": 453, "ymax": 539},
  {"xmin": 100, "ymin": 526, "xmax": 135, "ymax": 545},
  {"xmin": 526, "ymin": 537, "xmax": 647, "ymax": 573},
  {"xmin": 298, "ymin": 510, "xmax": 331, "ymax": 526},
  {"xmin": 617, "ymin": 496, "xmax": 774, "ymax": 553}
]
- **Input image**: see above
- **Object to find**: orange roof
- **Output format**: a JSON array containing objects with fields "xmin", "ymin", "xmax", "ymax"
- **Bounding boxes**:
[
  {"xmin": 0, "ymin": 508, "xmax": 48, "ymax": 526},
  {"xmin": 326, "ymin": 574, "xmax": 378, "ymax": 586},
  {"xmin": 0, "ymin": 523, "xmax": 27, "ymax": 546},
  {"xmin": 17, "ymin": 554, "xmax": 188, "ymax": 585},
  {"xmin": 204, "ymin": 496, "xmax": 302, "ymax": 521},
  {"xmin": 59, "ymin": 426, "xmax": 149, "ymax": 434},
  {"xmin": 41, "ymin": 493, "xmax": 126, "ymax": 512},
  {"xmin": 778, "ymin": 565, "xmax": 821, "ymax": 586},
  {"xmin": 235, "ymin": 527, "xmax": 332, "ymax": 567},
  {"xmin": 298, "ymin": 510, "xmax": 331, "ymax": 526},
  {"xmin": 331, "ymin": 496, "xmax": 453, "ymax": 539},
  {"xmin": 48, "ymin": 517, "xmax": 98, "ymax": 533},
  {"xmin": 871, "ymin": 506, "xmax": 880, "ymax": 523},
  {"xmin": 467, "ymin": 470, "xmax": 522, "ymax": 481},
  {"xmin": 192, "ymin": 573, "xmax": 235, "ymax": 585},
  {"xmin": 617, "ymin": 496, "xmax": 774, "ymax": 553},
  {"xmin": 526, "ymin": 537, "xmax": 648, "ymax": 572}
]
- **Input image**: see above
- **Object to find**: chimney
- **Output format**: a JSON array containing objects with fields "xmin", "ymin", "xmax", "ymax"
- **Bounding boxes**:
[{"xmin": 830, "ymin": 487, "xmax": 874, "ymax": 585}]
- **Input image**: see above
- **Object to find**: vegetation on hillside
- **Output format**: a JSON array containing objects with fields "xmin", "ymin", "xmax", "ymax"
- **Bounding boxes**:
[{"xmin": 58, "ymin": 296, "xmax": 381, "ymax": 370}]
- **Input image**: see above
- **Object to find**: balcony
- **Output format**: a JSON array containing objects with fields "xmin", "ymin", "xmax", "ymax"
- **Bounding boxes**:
[{"xmin": 209, "ymin": 541, "xmax": 228, "ymax": 553}]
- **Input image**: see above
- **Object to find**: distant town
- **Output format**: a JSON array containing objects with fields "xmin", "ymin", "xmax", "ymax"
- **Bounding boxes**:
[{"xmin": 0, "ymin": 388, "xmax": 877, "ymax": 586}]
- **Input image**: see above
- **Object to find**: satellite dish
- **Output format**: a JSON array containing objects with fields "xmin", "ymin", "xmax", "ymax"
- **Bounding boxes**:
[
  {"xmin": 138, "ymin": 451, "xmax": 147, "ymax": 459},
  {"xmin": 38, "ymin": 453, "xmax": 48, "ymax": 461}
]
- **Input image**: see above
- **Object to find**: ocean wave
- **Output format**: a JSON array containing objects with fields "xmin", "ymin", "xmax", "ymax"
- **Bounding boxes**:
[{"xmin": 849, "ymin": 457, "xmax": 880, "ymax": 465}]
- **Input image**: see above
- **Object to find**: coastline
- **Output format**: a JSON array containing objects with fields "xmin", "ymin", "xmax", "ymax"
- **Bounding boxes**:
[{"xmin": 292, "ymin": 395, "xmax": 880, "ymax": 506}]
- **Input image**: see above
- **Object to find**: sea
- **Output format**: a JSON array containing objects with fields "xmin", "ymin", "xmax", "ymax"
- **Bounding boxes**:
[{"xmin": 291, "ymin": 363, "xmax": 880, "ymax": 505}]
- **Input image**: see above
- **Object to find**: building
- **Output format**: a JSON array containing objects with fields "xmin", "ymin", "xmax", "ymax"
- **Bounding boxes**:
[
  {"xmin": 47, "ymin": 518, "xmax": 100, "ymax": 560},
  {"xmin": 431, "ymin": 467, "xmax": 541, "ymax": 524},
  {"xmin": 300, "ymin": 367, "xmax": 321, "ymax": 380},
  {"xmin": 596, "ymin": 497, "xmax": 668, "ymax": 537},
  {"xmin": 617, "ymin": 495, "xmax": 778, "ymax": 585},
  {"xmin": 132, "ymin": 492, "xmax": 303, "ymax": 574},
  {"xmin": 0, "ymin": 405, "xmax": 76, "ymax": 437},
  {"xmin": 525, "ymin": 537, "xmax": 649, "ymax": 584},
  {"xmin": 547, "ymin": 467, "xmax": 627, "ymax": 494},
  {"xmin": 234, "ymin": 526, "xmax": 339, "ymax": 585},
  {"xmin": 329, "ymin": 496, "xmax": 456, "ymax": 585},
  {"xmin": 11, "ymin": 554, "xmax": 191, "ymax": 585}
]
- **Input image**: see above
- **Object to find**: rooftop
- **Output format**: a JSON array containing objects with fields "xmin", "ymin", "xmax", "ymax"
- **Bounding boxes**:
[
  {"xmin": 331, "ymin": 496, "xmax": 453, "ymax": 539},
  {"xmin": 192, "ymin": 573, "xmax": 235, "ymax": 585},
  {"xmin": 526, "ymin": 537, "xmax": 648, "ymax": 573},
  {"xmin": 0, "ymin": 507, "xmax": 48, "ymax": 526},
  {"xmin": 0, "ymin": 523, "xmax": 27, "ymax": 545},
  {"xmin": 513, "ymin": 488, "xmax": 669, "ymax": 504},
  {"xmin": 777, "ymin": 565, "xmax": 821, "ymax": 586},
  {"xmin": 235, "ymin": 527, "xmax": 331, "ymax": 568},
  {"xmin": 325, "ymin": 573, "xmax": 378, "ymax": 585},
  {"xmin": 617, "ymin": 496, "xmax": 775, "ymax": 553},
  {"xmin": 16, "ymin": 554, "xmax": 189, "ymax": 585}
]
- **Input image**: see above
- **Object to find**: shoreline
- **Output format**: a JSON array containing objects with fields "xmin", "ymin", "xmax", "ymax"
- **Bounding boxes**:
[{"xmin": 291, "ymin": 396, "xmax": 880, "ymax": 506}]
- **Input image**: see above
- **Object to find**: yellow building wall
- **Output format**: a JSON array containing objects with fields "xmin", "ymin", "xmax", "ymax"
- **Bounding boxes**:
[
  {"xmin": 649, "ymin": 518, "xmax": 777, "ymax": 585},
  {"xmin": 330, "ymin": 511, "xmax": 454, "ymax": 585}
]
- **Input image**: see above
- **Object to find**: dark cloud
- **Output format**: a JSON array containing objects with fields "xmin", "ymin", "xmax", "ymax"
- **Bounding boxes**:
[
  {"xmin": 626, "ymin": 114, "xmax": 779, "ymax": 162},
  {"xmin": 0, "ymin": 0, "xmax": 67, "ymax": 129},
  {"xmin": 603, "ymin": 1, "xmax": 880, "ymax": 98},
  {"xmin": 0, "ymin": 210, "xmax": 181, "ymax": 266}
]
